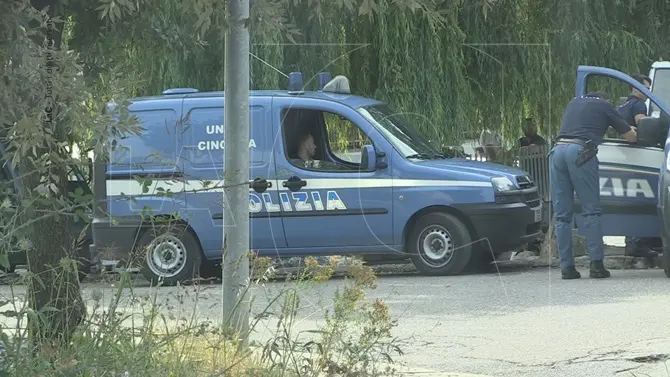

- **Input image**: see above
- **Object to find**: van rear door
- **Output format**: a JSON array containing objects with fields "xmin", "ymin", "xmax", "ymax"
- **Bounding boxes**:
[{"xmin": 581, "ymin": 141, "xmax": 662, "ymax": 237}]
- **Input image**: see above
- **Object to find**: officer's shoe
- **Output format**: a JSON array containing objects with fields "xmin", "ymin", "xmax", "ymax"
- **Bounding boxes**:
[
  {"xmin": 624, "ymin": 245, "xmax": 659, "ymax": 258},
  {"xmin": 589, "ymin": 260, "xmax": 611, "ymax": 279},
  {"xmin": 561, "ymin": 266, "xmax": 581, "ymax": 280}
]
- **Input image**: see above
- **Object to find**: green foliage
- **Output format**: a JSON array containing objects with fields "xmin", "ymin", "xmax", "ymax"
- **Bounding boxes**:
[
  {"xmin": 63, "ymin": 0, "xmax": 666, "ymax": 147},
  {"xmin": 0, "ymin": 256, "xmax": 401, "ymax": 377},
  {"xmin": 12, "ymin": 0, "xmax": 669, "ymax": 153}
]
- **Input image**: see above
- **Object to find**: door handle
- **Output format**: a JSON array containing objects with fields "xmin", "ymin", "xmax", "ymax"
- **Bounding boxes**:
[
  {"xmin": 250, "ymin": 178, "xmax": 272, "ymax": 193},
  {"xmin": 282, "ymin": 176, "xmax": 306, "ymax": 192}
]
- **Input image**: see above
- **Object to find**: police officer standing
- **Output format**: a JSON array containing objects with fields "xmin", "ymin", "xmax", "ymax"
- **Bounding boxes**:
[
  {"xmin": 550, "ymin": 92, "xmax": 637, "ymax": 279},
  {"xmin": 618, "ymin": 74, "xmax": 659, "ymax": 259}
]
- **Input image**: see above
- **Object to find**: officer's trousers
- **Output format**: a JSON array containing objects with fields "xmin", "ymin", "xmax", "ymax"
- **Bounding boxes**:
[{"xmin": 548, "ymin": 143, "xmax": 604, "ymax": 268}]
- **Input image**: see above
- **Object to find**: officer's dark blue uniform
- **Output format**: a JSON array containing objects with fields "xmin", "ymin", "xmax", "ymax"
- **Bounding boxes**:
[
  {"xmin": 618, "ymin": 95, "xmax": 660, "ymax": 258},
  {"xmin": 550, "ymin": 92, "xmax": 632, "ymax": 279},
  {"xmin": 618, "ymin": 95, "xmax": 648, "ymax": 126}
]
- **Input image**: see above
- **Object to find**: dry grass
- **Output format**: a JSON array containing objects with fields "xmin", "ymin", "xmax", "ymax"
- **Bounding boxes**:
[{"xmin": 0, "ymin": 254, "xmax": 403, "ymax": 377}]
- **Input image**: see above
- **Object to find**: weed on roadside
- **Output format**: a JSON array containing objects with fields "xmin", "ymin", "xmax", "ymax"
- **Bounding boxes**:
[{"xmin": 0, "ymin": 252, "xmax": 403, "ymax": 377}]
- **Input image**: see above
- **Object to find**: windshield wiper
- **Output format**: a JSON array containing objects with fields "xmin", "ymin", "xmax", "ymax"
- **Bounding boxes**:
[
  {"xmin": 405, "ymin": 153, "xmax": 433, "ymax": 159},
  {"xmin": 406, "ymin": 153, "xmax": 446, "ymax": 160}
]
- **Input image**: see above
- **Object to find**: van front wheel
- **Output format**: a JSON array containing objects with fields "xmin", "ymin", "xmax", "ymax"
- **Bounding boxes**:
[
  {"xmin": 138, "ymin": 223, "xmax": 202, "ymax": 286},
  {"xmin": 407, "ymin": 212, "xmax": 472, "ymax": 276}
]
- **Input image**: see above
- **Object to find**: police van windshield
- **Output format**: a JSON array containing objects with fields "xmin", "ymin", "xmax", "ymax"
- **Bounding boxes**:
[{"xmin": 357, "ymin": 104, "xmax": 442, "ymax": 159}]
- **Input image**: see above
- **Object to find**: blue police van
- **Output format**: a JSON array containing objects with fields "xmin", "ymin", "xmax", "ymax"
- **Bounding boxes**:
[{"xmin": 90, "ymin": 73, "xmax": 544, "ymax": 285}]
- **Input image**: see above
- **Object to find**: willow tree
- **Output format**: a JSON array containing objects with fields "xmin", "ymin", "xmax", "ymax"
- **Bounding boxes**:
[{"xmin": 0, "ymin": 0, "xmax": 91, "ymax": 345}]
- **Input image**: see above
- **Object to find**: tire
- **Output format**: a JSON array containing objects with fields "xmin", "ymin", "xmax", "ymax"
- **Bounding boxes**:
[
  {"xmin": 407, "ymin": 212, "xmax": 473, "ymax": 276},
  {"xmin": 137, "ymin": 223, "xmax": 203, "ymax": 286}
]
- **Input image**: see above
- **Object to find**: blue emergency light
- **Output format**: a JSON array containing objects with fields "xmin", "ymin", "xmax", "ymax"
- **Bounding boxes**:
[
  {"xmin": 288, "ymin": 72, "xmax": 304, "ymax": 94},
  {"xmin": 317, "ymin": 72, "xmax": 333, "ymax": 90}
]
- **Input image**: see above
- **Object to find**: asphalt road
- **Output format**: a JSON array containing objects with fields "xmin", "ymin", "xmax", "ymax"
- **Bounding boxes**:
[{"xmin": 2, "ymin": 266, "xmax": 670, "ymax": 376}]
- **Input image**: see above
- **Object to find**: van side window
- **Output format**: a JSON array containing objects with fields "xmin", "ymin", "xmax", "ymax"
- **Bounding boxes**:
[
  {"xmin": 281, "ymin": 108, "xmax": 373, "ymax": 172},
  {"xmin": 110, "ymin": 109, "xmax": 178, "ymax": 169},
  {"xmin": 324, "ymin": 112, "xmax": 373, "ymax": 164},
  {"xmin": 181, "ymin": 106, "xmax": 266, "ymax": 169}
]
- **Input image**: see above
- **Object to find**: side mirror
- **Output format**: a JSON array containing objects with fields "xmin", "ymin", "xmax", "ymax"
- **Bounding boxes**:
[
  {"xmin": 360, "ymin": 144, "xmax": 376, "ymax": 171},
  {"xmin": 637, "ymin": 116, "xmax": 666, "ymax": 147}
]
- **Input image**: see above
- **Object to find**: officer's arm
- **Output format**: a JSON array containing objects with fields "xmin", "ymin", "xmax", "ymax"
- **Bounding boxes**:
[{"xmin": 606, "ymin": 106, "xmax": 637, "ymax": 142}]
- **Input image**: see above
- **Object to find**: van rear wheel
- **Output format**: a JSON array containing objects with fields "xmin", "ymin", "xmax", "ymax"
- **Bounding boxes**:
[
  {"xmin": 138, "ymin": 223, "xmax": 202, "ymax": 286},
  {"xmin": 407, "ymin": 212, "xmax": 472, "ymax": 275}
]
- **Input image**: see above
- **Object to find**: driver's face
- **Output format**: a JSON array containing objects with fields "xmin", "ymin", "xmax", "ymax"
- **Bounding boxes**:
[{"xmin": 302, "ymin": 134, "xmax": 316, "ymax": 157}]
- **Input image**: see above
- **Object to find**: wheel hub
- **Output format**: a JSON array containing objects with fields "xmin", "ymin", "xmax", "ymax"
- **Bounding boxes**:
[
  {"xmin": 420, "ymin": 227, "xmax": 454, "ymax": 264},
  {"xmin": 429, "ymin": 238, "xmax": 445, "ymax": 252},
  {"xmin": 146, "ymin": 235, "xmax": 187, "ymax": 277}
]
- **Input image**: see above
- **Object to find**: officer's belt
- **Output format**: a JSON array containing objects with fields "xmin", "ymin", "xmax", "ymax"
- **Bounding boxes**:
[{"xmin": 555, "ymin": 138, "xmax": 587, "ymax": 146}]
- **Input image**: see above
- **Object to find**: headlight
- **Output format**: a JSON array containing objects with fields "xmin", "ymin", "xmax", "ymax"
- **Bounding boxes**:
[{"xmin": 491, "ymin": 177, "xmax": 516, "ymax": 192}]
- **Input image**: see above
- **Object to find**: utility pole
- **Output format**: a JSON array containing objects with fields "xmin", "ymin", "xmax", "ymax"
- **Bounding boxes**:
[{"xmin": 222, "ymin": 0, "xmax": 250, "ymax": 340}]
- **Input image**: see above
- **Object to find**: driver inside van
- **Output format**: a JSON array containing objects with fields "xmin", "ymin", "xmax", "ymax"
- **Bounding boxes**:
[
  {"xmin": 290, "ymin": 129, "xmax": 357, "ymax": 171},
  {"xmin": 291, "ymin": 132, "xmax": 322, "ymax": 169}
]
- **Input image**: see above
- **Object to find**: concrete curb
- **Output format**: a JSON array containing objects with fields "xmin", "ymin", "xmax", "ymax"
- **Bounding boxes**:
[
  {"xmin": 394, "ymin": 367, "xmax": 495, "ymax": 377},
  {"xmin": 496, "ymin": 254, "xmax": 662, "ymax": 271},
  {"xmin": 399, "ymin": 374, "xmax": 495, "ymax": 377}
]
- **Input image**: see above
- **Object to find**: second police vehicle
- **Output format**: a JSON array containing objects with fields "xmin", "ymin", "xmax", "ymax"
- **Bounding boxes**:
[
  {"xmin": 90, "ymin": 73, "xmax": 544, "ymax": 285},
  {"xmin": 574, "ymin": 64, "xmax": 670, "ymax": 277}
]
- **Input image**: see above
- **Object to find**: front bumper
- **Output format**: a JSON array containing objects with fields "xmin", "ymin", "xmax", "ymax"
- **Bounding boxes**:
[{"xmin": 454, "ymin": 191, "xmax": 543, "ymax": 254}]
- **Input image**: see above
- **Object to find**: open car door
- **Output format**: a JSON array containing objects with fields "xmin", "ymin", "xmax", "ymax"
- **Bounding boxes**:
[
  {"xmin": 572, "ymin": 66, "xmax": 670, "ymax": 238},
  {"xmin": 592, "ymin": 141, "xmax": 663, "ymax": 237}
]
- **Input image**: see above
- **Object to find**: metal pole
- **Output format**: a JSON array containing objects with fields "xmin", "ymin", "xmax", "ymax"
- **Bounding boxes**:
[{"xmin": 222, "ymin": 0, "xmax": 250, "ymax": 339}]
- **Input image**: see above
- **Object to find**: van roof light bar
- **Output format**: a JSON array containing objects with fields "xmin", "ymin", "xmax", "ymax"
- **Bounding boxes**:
[
  {"xmin": 317, "ymin": 72, "xmax": 333, "ymax": 90},
  {"xmin": 162, "ymin": 88, "xmax": 200, "ymax": 95},
  {"xmin": 288, "ymin": 72, "xmax": 304, "ymax": 95},
  {"xmin": 322, "ymin": 75, "xmax": 351, "ymax": 94}
]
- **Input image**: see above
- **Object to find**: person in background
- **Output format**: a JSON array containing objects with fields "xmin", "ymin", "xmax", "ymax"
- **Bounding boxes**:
[
  {"xmin": 619, "ymin": 74, "xmax": 651, "ymax": 128},
  {"xmin": 550, "ymin": 91, "xmax": 637, "ymax": 280},
  {"xmin": 518, "ymin": 118, "xmax": 547, "ymax": 148},
  {"xmin": 618, "ymin": 73, "xmax": 659, "ymax": 259}
]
